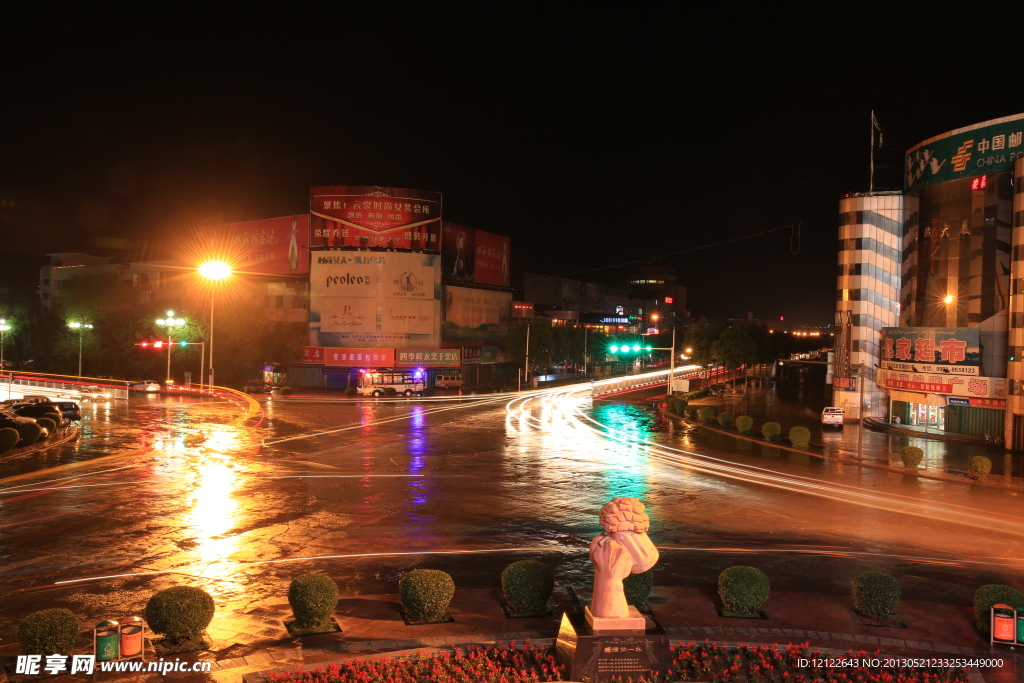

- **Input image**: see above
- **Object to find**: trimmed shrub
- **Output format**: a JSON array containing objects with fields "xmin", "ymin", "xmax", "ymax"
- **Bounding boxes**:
[
  {"xmin": 0, "ymin": 427, "xmax": 19, "ymax": 453},
  {"xmin": 664, "ymin": 396, "xmax": 677, "ymax": 413},
  {"xmin": 718, "ymin": 566, "xmax": 770, "ymax": 616},
  {"xmin": 717, "ymin": 412, "xmax": 734, "ymax": 428},
  {"xmin": 901, "ymin": 446, "xmax": 924, "ymax": 471},
  {"xmin": 675, "ymin": 398, "xmax": 688, "ymax": 412},
  {"xmin": 969, "ymin": 455, "xmax": 992, "ymax": 482},
  {"xmin": 145, "ymin": 586, "xmax": 215, "ymax": 644},
  {"xmin": 624, "ymin": 569, "xmax": 654, "ymax": 608},
  {"xmin": 761, "ymin": 422, "xmax": 781, "ymax": 441},
  {"xmin": 735, "ymin": 415, "xmax": 754, "ymax": 434},
  {"xmin": 16, "ymin": 421, "xmax": 41, "ymax": 446},
  {"xmin": 288, "ymin": 573, "xmax": 339, "ymax": 629},
  {"xmin": 279, "ymin": 386, "xmax": 294, "ymax": 396},
  {"xmin": 974, "ymin": 584, "xmax": 1024, "ymax": 634},
  {"xmin": 789, "ymin": 426, "xmax": 811, "ymax": 447},
  {"xmin": 852, "ymin": 571, "xmax": 901, "ymax": 620},
  {"xmin": 36, "ymin": 417, "xmax": 56, "ymax": 434},
  {"xmin": 344, "ymin": 387, "xmax": 357, "ymax": 397},
  {"xmin": 18, "ymin": 608, "xmax": 78, "ymax": 656},
  {"xmin": 698, "ymin": 407, "xmax": 715, "ymax": 424},
  {"xmin": 684, "ymin": 406, "xmax": 698, "ymax": 418},
  {"xmin": 501, "ymin": 560, "xmax": 554, "ymax": 617},
  {"xmin": 382, "ymin": 387, "xmax": 398, "ymax": 397},
  {"xmin": 399, "ymin": 569, "xmax": 455, "ymax": 624}
]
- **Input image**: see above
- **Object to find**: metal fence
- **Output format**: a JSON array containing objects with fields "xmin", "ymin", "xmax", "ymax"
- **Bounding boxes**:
[{"xmin": 4, "ymin": 376, "xmax": 129, "ymax": 400}]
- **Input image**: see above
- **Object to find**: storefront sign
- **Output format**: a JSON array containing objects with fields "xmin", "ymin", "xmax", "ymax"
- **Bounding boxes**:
[
  {"xmin": 395, "ymin": 349, "xmax": 461, "ymax": 367},
  {"xmin": 310, "ymin": 186, "xmax": 441, "ymax": 250},
  {"xmin": 878, "ymin": 368, "xmax": 1006, "ymax": 400},
  {"xmin": 907, "ymin": 113, "xmax": 1024, "ymax": 190},
  {"xmin": 947, "ymin": 397, "xmax": 970, "ymax": 406},
  {"xmin": 323, "ymin": 348, "xmax": 395, "ymax": 367},
  {"xmin": 970, "ymin": 397, "xmax": 1006, "ymax": 409},
  {"xmin": 880, "ymin": 327, "xmax": 980, "ymax": 375},
  {"xmin": 299, "ymin": 346, "xmax": 324, "ymax": 364},
  {"xmin": 481, "ymin": 345, "xmax": 499, "ymax": 364},
  {"xmin": 834, "ymin": 376, "xmax": 856, "ymax": 391},
  {"xmin": 212, "ymin": 215, "xmax": 310, "ymax": 275},
  {"xmin": 462, "ymin": 346, "xmax": 481, "ymax": 364}
]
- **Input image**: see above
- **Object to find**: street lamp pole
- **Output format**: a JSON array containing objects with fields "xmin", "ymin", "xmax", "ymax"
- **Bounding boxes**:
[
  {"xmin": 155, "ymin": 312, "xmax": 185, "ymax": 385},
  {"xmin": 67, "ymin": 322, "xmax": 93, "ymax": 377},
  {"xmin": 0, "ymin": 318, "xmax": 10, "ymax": 399},
  {"xmin": 198, "ymin": 261, "xmax": 232, "ymax": 391},
  {"xmin": 524, "ymin": 322, "xmax": 531, "ymax": 389}
]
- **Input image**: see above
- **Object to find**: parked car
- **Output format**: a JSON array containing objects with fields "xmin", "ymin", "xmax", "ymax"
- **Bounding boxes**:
[
  {"xmin": 10, "ymin": 402, "xmax": 75, "ymax": 426},
  {"xmin": 132, "ymin": 380, "xmax": 161, "ymax": 392},
  {"xmin": 0, "ymin": 395, "xmax": 52, "ymax": 404},
  {"xmin": 821, "ymin": 407, "xmax": 845, "ymax": 426},
  {"xmin": 433, "ymin": 375, "xmax": 464, "ymax": 389}
]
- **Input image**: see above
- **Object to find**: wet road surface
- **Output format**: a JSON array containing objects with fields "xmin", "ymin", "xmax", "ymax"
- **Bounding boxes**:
[{"xmin": 1, "ymin": 383, "xmax": 1023, "ymax": 654}]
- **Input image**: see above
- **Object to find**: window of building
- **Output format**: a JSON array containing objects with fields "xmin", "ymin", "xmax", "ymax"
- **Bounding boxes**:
[{"xmin": 275, "ymin": 295, "xmax": 285, "ymax": 308}]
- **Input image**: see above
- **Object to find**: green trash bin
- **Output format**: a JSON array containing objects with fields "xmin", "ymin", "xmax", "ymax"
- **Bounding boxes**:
[
  {"xmin": 94, "ymin": 620, "xmax": 120, "ymax": 661},
  {"xmin": 1017, "ymin": 611, "xmax": 1024, "ymax": 644}
]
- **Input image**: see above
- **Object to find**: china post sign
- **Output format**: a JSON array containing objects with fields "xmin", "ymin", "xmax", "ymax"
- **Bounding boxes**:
[
  {"xmin": 881, "ymin": 327, "xmax": 980, "ymax": 376},
  {"xmin": 906, "ymin": 113, "xmax": 1024, "ymax": 189}
]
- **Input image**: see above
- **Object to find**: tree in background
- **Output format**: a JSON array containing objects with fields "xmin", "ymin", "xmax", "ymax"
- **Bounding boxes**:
[
  {"xmin": 711, "ymin": 327, "xmax": 757, "ymax": 369},
  {"xmin": 506, "ymin": 320, "xmax": 554, "ymax": 375},
  {"xmin": 683, "ymin": 320, "xmax": 725, "ymax": 366}
]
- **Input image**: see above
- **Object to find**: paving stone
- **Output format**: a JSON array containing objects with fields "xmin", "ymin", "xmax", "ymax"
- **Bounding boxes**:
[
  {"xmin": 368, "ymin": 639, "xmax": 398, "ymax": 650},
  {"xmin": 346, "ymin": 641, "xmax": 372, "ymax": 650},
  {"xmin": 243, "ymin": 652, "xmax": 275, "ymax": 666},
  {"xmin": 770, "ymin": 628, "xmax": 784, "ymax": 636},
  {"xmin": 216, "ymin": 657, "xmax": 247, "ymax": 670}
]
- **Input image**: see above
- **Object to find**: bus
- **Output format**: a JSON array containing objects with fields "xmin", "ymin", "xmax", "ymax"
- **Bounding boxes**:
[{"xmin": 355, "ymin": 370, "xmax": 426, "ymax": 397}]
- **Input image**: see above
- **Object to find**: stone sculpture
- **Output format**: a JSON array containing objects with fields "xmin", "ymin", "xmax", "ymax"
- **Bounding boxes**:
[{"xmin": 587, "ymin": 496, "xmax": 659, "ymax": 631}]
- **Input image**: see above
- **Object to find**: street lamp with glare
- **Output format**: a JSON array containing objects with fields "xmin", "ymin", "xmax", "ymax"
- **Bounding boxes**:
[
  {"xmin": 199, "ymin": 261, "xmax": 233, "ymax": 389},
  {"xmin": 943, "ymin": 294, "xmax": 954, "ymax": 304},
  {"xmin": 67, "ymin": 321, "xmax": 94, "ymax": 377}
]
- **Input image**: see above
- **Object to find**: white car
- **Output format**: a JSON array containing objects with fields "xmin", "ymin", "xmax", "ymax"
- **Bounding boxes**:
[
  {"xmin": 821, "ymin": 407, "xmax": 844, "ymax": 426},
  {"xmin": 132, "ymin": 381, "xmax": 161, "ymax": 392},
  {"xmin": 78, "ymin": 386, "xmax": 112, "ymax": 401}
]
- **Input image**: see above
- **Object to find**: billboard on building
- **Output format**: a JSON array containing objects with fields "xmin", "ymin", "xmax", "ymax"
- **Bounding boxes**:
[
  {"xmin": 474, "ymin": 230, "xmax": 510, "ymax": 287},
  {"xmin": 880, "ymin": 327, "xmax": 981, "ymax": 376},
  {"xmin": 440, "ymin": 222, "xmax": 475, "ymax": 282},
  {"xmin": 906, "ymin": 113, "xmax": 1024, "ymax": 189},
  {"xmin": 877, "ymin": 368, "xmax": 1006, "ymax": 401},
  {"xmin": 219, "ymin": 215, "xmax": 310, "ymax": 275},
  {"xmin": 310, "ymin": 252, "xmax": 441, "ymax": 347},
  {"xmin": 443, "ymin": 286, "xmax": 512, "ymax": 342},
  {"xmin": 309, "ymin": 186, "xmax": 441, "ymax": 250},
  {"xmin": 395, "ymin": 348, "xmax": 460, "ymax": 367},
  {"xmin": 323, "ymin": 347, "xmax": 395, "ymax": 367}
]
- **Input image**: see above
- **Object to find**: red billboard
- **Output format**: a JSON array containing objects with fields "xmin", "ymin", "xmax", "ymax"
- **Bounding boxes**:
[
  {"xmin": 221, "ymin": 215, "xmax": 310, "ymax": 275},
  {"xmin": 310, "ymin": 186, "xmax": 441, "ymax": 250},
  {"xmin": 323, "ymin": 347, "xmax": 395, "ymax": 367},
  {"xmin": 474, "ymin": 230, "xmax": 510, "ymax": 286}
]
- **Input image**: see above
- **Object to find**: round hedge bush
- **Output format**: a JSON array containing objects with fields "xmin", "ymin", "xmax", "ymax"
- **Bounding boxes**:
[
  {"xmin": 735, "ymin": 415, "xmax": 754, "ymax": 434},
  {"xmin": 969, "ymin": 455, "xmax": 992, "ymax": 482},
  {"xmin": 901, "ymin": 446, "xmax": 923, "ymax": 471},
  {"xmin": 279, "ymin": 386, "xmax": 294, "ymax": 396},
  {"xmin": 0, "ymin": 427, "xmax": 19, "ymax": 453},
  {"xmin": 852, "ymin": 571, "xmax": 901, "ymax": 620},
  {"xmin": 344, "ymin": 387, "xmax": 357, "ymax": 397},
  {"xmin": 717, "ymin": 412, "xmax": 734, "ymax": 428},
  {"xmin": 675, "ymin": 398, "xmax": 688, "ymax": 412},
  {"xmin": 288, "ymin": 573, "xmax": 339, "ymax": 629},
  {"xmin": 761, "ymin": 422, "xmax": 781, "ymax": 441},
  {"xmin": 624, "ymin": 568, "xmax": 654, "ymax": 608},
  {"xmin": 144, "ymin": 586, "xmax": 215, "ymax": 644},
  {"xmin": 789, "ymin": 426, "xmax": 811, "ymax": 447},
  {"xmin": 400, "ymin": 569, "xmax": 455, "ymax": 624},
  {"xmin": 974, "ymin": 584, "xmax": 1024, "ymax": 634},
  {"xmin": 18, "ymin": 608, "xmax": 78, "ymax": 656},
  {"xmin": 16, "ymin": 421, "xmax": 41, "ymax": 446},
  {"xmin": 501, "ymin": 560, "xmax": 554, "ymax": 616},
  {"xmin": 718, "ymin": 566, "xmax": 770, "ymax": 616},
  {"xmin": 685, "ymin": 405, "xmax": 698, "ymax": 418},
  {"xmin": 698, "ymin": 407, "xmax": 715, "ymax": 424},
  {"xmin": 36, "ymin": 417, "xmax": 57, "ymax": 434}
]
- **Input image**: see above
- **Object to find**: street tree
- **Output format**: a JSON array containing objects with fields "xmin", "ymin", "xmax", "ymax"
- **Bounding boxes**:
[{"xmin": 711, "ymin": 326, "xmax": 758, "ymax": 369}]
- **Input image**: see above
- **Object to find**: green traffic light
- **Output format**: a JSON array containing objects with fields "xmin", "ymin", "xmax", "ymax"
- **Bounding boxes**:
[
  {"xmin": 645, "ymin": 345, "xmax": 652, "ymax": 351},
  {"xmin": 180, "ymin": 340, "xmax": 188, "ymax": 347},
  {"xmin": 610, "ymin": 345, "xmax": 619, "ymax": 353},
  {"xmin": 632, "ymin": 344, "xmax": 640, "ymax": 352}
]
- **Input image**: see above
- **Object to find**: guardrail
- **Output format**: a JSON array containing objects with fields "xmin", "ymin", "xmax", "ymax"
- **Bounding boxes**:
[{"xmin": 2, "ymin": 376, "xmax": 129, "ymax": 400}]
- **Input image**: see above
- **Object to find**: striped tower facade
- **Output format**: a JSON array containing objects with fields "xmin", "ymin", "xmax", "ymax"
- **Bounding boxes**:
[
  {"xmin": 835, "ymin": 192, "xmax": 904, "ymax": 419},
  {"xmin": 1007, "ymin": 156, "xmax": 1024, "ymax": 448}
]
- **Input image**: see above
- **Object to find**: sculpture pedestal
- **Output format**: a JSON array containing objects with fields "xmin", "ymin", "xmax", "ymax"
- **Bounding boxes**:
[
  {"xmin": 555, "ymin": 611, "xmax": 672, "ymax": 682},
  {"xmin": 585, "ymin": 605, "xmax": 646, "ymax": 634}
]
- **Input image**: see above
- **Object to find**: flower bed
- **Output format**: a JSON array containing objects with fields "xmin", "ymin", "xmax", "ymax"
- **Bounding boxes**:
[{"xmin": 266, "ymin": 641, "xmax": 971, "ymax": 683}]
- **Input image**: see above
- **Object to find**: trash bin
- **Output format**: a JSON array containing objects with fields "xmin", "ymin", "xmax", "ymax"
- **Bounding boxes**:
[
  {"xmin": 94, "ymin": 620, "xmax": 120, "ymax": 661},
  {"xmin": 119, "ymin": 616, "xmax": 144, "ymax": 657},
  {"xmin": 992, "ymin": 605, "xmax": 1016, "ymax": 643},
  {"xmin": 1017, "ymin": 611, "xmax": 1024, "ymax": 644}
]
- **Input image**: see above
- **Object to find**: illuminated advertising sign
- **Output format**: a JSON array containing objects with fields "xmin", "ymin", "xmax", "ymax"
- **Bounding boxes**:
[
  {"xmin": 395, "ymin": 348, "xmax": 460, "ymax": 367},
  {"xmin": 878, "ymin": 368, "xmax": 1006, "ymax": 400},
  {"xmin": 907, "ymin": 113, "xmax": 1024, "ymax": 189},
  {"xmin": 323, "ymin": 347, "xmax": 395, "ymax": 367},
  {"xmin": 443, "ymin": 286, "xmax": 512, "ymax": 342},
  {"xmin": 474, "ymin": 230, "xmax": 510, "ymax": 287},
  {"xmin": 880, "ymin": 327, "xmax": 980, "ymax": 376},
  {"xmin": 217, "ymin": 215, "xmax": 310, "ymax": 275},
  {"xmin": 310, "ymin": 186, "xmax": 441, "ymax": 250},
  {"xmin": 310, "ymin": 252, "xmax": 441, "ymax": 347},
  {"xmin": 440, "ymin": 222, "xmax": 475, "ymax": 282}
]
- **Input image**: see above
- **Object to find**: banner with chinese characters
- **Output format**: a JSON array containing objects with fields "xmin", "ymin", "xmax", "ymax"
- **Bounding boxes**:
[
  {"xmin": 440, "ymin": 222, "xmax": 475, "ymax": 282},
  {"xmin": 310, "ymin": 186, "xmax": 441, "ymax": 249},
  {"xmin": 877, "ymin": 368, "xmax": 1006, "ymax": 401},
  {"xmin": 299, "ymin": 347, "xmax": 324, "ymax": 364},
  {"xmin": 310, "ymin": 252, "xmax": 441, "ymax": 347},
  {"xmin": 474, "ymin": 230, "xmax": 511, "ymax": 286},
  {"xmin": 323, "ymin": 348, "xmax": 395, "ymax": 367},
  {"xmin": 906, "ymin": 114, "xmax": 1024, "ymax": 189},
  {"xmin": 443, "ymin": 286, "xmax": 512, "ymax": 342},
  {"xmin": 213, "ymin": 215, "xmax": 309, "ymax": 275},
  {"xmin": 833, "ymin": 377, "xmax": 856, "ymax": 391},
  {"xmin": 880, "ymin": 327, "xmax": 980, "ymax": 376},
  {"xmin": 395, "ymin": 348, "xmax": 461, "ymax": 367}
]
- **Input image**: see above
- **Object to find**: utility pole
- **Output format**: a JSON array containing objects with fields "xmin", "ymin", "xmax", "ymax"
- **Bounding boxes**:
[
  {"xmin": 857, "ymin": 362, "xmax": 865, "ymax": 460},
  {"xmin": 669, "ymin": 325, "xmax": 676, "ymax": 392},
  {"xmin": 583, "ymin": 326, "xmax": 588, "ymax": 377},
  {"xmin": 524, "ymin": 323, "xmax": 531, "ymax": 389}
]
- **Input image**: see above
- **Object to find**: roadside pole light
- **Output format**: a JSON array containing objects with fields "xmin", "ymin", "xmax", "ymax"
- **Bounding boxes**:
[
  {"xmin": 67, "ymin": 321, "xmax": 94, "ymax": 377},
  {"xmin": 0, "ymin": 318, "xmax": 10, "ymax": 398},
  {"xmin": 155, "ymin": 312, "xmax": 186, "ymax": 385},
  {"xmin": 198, "ymin": 261, "xmax": 233, "ymax": 390},
  {"xmin": 943, "ymin": 294, "xmax": 955, "ymax": 304}
]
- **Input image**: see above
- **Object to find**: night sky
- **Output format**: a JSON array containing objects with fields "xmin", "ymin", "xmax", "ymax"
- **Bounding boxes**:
[{"xmin": 2, "ymin": 10, "xmax": 1022, "ymax": 326}]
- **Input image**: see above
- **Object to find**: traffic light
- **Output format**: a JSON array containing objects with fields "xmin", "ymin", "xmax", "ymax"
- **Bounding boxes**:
[
  {"xmin": 608, "ymin": 341, "xmax": 651, "ymax": 354},
  {"xmin": 180, "ymin": 340, "xmax": 188, "ymax": 347}
]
